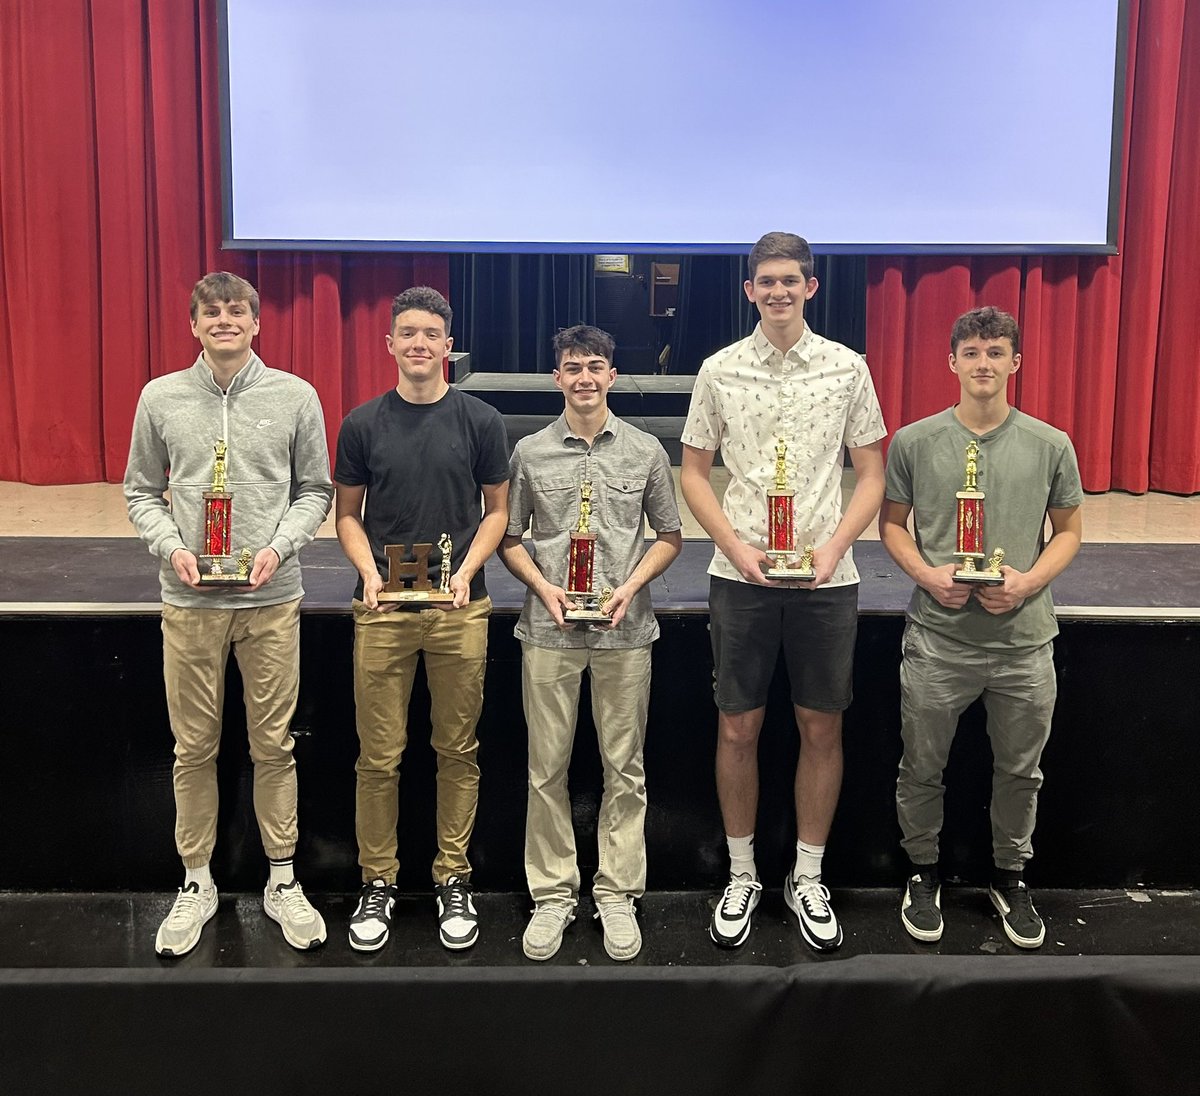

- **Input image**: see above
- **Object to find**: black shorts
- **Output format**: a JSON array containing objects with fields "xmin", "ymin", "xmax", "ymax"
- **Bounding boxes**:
[{"xmin": 709, "ymin": 576, "xmax": 858, "ymax": 714}]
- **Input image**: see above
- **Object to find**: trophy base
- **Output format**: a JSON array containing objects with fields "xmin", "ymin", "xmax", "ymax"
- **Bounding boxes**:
[
  {"xmin": 564, "ymin": 607, "xmax": 612, "ymax": 624},
  {"xmin": 764, "ymin": 568, "xmax": 815, "ymax": 582},
  {"xmin": 377, "ymin": 590, "xmax": 455, "ymax": 605},
  {"xmin": 765, "ymin": 545, "xmax": 814, "ymax": 582},
  {"xmin": 952, "ymin": 570, "xmax": 1004, "ymax": 586},
  {"xmin": 199, "ymin": 556, "xmax": 251, "ymax": 586}
]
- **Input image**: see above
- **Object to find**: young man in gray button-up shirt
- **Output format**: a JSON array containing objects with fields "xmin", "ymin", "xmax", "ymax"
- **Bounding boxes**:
[{"xmin": 499, "ymin": 325, "xmax": 682, "ymax": 962}]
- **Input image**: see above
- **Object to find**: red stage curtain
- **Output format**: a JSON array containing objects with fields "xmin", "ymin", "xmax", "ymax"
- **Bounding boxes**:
[
  {"xmin": 0, "ymin": 0, "xmax": 448, "ymax": 485},
  {"xmin": 866, "ymin": 0, "xmax": 1198, "ymax": 494}
]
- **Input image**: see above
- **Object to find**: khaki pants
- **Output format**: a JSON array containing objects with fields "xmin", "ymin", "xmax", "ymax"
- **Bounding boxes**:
[
  {"xmin": 522, "ymin": 642, "xmax": 652, "ymax": 904},
  {"xmin": 352, "ymin": 598, "xmax": 491, "ymax": 885},
  {"xmin": 897, "ymin": 621, "xmax": 1057, "ymax": 871},
  {"xmin": 161, "ymin": 599, "xmax": 302, "ymax": 867}
]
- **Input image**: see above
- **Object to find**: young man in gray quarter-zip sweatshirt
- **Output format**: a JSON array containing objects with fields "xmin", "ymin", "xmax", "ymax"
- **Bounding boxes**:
[{"xmin": 124, "ymin": 272, "xmax": 334, "ymax": 957}]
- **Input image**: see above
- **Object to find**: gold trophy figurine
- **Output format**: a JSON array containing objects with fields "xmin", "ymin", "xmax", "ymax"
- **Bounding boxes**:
[
  {"xmin": 565, "ymin": 480, "xmax": 613, "ymax": 623},
  {"xmin": 212, "ymin": 439, "xmax": 227, "ymax": 492},
  {"xmin": 378, "ymin": 533, "xmax": 456, "ymax": 604},
  {"xmin": 764, "ymin": 436, "xmax": 814, "ymax": 580},
  {"xmin": 199, "ymin": 438, "xmax": 251, "ymax": 585},
  {"xmin": 438, "ymin": 533, "xmax": 453, "ymax": 595},
  {"xmin": 952, "ymin": 440, "xmax": 1004, "ymax": 585}
]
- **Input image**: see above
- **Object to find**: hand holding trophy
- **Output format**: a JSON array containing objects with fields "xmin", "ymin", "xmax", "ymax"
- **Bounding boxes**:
[{"xmin": 952, "ymin": 440, "xmax": 1004, "ymax": 585}]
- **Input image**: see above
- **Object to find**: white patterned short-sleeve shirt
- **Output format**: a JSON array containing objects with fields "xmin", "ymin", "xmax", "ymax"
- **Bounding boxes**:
[{"xmin": 681, "ymin": 323, "xmax": 886, "ymax": 587}]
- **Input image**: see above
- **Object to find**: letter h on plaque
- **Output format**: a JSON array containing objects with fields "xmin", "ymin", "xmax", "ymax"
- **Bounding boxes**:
[{"xmin": 377, "ymin": 535, "xmax": 455, "ymax": 603}]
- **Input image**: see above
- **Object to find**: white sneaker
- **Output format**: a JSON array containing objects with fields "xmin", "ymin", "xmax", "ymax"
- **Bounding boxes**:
[
  {"xmin": 155, "ymin": 881, "xmax": 218, "ymax": 957},
  {"xmin": 784, "ymin": 872, "xmax": 843, "ymax": 952},
  {"xmin": 595, "ymin": 896, "xmax": 642, "ymax": 961},
  {"xmin": 709, "ymin": 874, "xmax": 762, "ymax": 948},
  {"xmin": 263, "ymin": 880, "xmax": 327, "ymax": 950},
  {"xmin": 522, "ymin": 900, "xmax": 576, "ymax": 960}
]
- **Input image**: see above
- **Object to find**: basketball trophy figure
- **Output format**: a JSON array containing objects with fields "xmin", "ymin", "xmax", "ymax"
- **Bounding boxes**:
[
  {"xmin": 764, "ymin": 437, "xmax": 814, "ymax": 580},
  {"xmin": 565, "ymin": 480, "xmax": 612, "ymax": 623},
  {"xmin": 952, "ymin": 440, "xmax": 1004, "ymax": 585},
  {"xmin": 200, "ymin": 439, "xmax": 252, "ymax": 584},
  {"xmin": 378, "ymin": 534, "xmax": 455, "ymax": 604}
]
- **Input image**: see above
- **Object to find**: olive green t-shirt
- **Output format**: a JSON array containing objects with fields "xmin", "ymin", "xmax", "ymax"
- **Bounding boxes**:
[{"xmin": 884, "ymin": 408, "xmax": 1083, "ymax": 650}]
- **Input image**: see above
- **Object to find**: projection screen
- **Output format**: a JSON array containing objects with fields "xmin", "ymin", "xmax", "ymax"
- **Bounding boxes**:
[{"xmin": 219, "ymin": 0, "xmax": 1126, "ymax": 254}]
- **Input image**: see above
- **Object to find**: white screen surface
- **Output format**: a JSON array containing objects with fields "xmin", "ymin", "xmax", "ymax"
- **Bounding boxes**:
[{"xmin": 221, "ymin": 0, "xmax": 1123, "ymax": 253}]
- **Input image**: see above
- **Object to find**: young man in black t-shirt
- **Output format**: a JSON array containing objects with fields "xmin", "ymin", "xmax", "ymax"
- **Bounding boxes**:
[{"xmin": 334, "ymin": 286, "xmax": 509, "ymax": 952}]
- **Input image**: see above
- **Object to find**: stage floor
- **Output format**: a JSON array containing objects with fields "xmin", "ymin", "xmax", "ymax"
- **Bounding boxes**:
[
  {"xmin": 1, "ymin": 886, "xmax": 1197, "ymax": 968},
  {"xmin": 4, "ymin": 889, "xmax": 1199, "ymax": 1096}
]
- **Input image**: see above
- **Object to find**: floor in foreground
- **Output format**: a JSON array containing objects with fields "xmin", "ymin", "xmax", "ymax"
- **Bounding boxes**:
[{"xmin": 2, "ymin": 887, "xmax": 1196, "ymax": 969}]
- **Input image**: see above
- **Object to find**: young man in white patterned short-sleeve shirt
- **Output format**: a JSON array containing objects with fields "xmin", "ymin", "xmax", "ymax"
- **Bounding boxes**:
[{"xmin": 680, "ymin": 232, "xmax": 887, "ymax": 952}]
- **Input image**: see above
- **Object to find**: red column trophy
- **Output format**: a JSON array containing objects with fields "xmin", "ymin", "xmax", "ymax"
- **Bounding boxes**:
[
  {"xmin": 764, "ymin": 437, "xmax": 814, "ymax": 580},
  {"xmin": 199, "ymin": 439, "xmax": 252, "ymax": 585},
  {"xmin": 952, "ymin": 440, "xmax": 1004, "ymax": 584},
  {"xmin": 565, "ymin": 480, "xmax": 612, "ymax": 623},
  {"xmin": 378, "ymin": 532, "xmax": 455, "ymax": 603}
]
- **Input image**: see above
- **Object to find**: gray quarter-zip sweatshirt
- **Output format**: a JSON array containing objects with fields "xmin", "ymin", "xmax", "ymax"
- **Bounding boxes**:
[{"xmin": 124, "ymin": 351, "xmax": 333, "ymax": 609}]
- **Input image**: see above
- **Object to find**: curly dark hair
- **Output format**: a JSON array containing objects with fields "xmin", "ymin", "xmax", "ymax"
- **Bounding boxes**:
[
  {"xmin": 950, "ymin": 307, "xmax": 1020, "ymax": 355},
  {"xmin": 391, "ymin": 286, "xmax": 452, "ymax": 334}
]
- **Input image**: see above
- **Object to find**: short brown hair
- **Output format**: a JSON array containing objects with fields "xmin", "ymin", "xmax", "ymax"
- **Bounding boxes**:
[
  {"xmin": 747, "ymin": 231, "xmax": 815, "ymax": 281},
  {"xmin": 950, "ymin": 306, "xmax": 1020, "ymax": 355},
  {"xmin": 391, "ymin": 286, "xmax": 452, "ymax": 334},
  {"xmin": 190, "ymin": 272, "xmax": 259, "ymax": 320},
  {"xmin": 552, "ymin": 324, "xmax": 616, "ymax": 369}
]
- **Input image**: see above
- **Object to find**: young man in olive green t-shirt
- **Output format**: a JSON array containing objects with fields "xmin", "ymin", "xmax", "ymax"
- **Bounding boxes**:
[{"xmin": 879, "ymin": 306, "xmax": 1082, "ymax": 949}]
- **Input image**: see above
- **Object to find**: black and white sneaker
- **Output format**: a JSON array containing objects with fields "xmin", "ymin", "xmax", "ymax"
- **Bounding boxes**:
[
  {"xmin": 784, "ymin": 872, "xmax": 843, "ymax": 952},
  {"xmin": 989, "ymin": 876, "xmax": 1045, "ymax": 949},
  {"xmin": 900, "ymin": 868, "xmax": 943, "ymax": 942},
  {"xmin": 709, "ymin": 873, "xmax": 762, "ymax": 948},
  {"xmin": 348, "ymin": 879, "xmax": 398, "ymax": 952},
  {"xmin": 435, "ymin": 875, "xmax": 479, "ymax": 950}
]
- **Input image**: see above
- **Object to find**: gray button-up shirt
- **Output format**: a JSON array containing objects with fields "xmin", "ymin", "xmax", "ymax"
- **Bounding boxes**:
[{"xmin": 507, "ymin": 412, "xmax": 681, "ymax": 649}]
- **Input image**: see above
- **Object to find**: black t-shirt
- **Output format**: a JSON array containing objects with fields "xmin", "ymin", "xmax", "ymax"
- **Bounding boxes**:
[{"xmin": 335, "ymin": 386, "xmax": 509, "ymax": 601}]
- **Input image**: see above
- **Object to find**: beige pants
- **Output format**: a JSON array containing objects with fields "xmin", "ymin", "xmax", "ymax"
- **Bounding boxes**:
[
  {"xmin": 352, "ymin": 597, "xmax": 491, "ymax": 885},
  {"xmin": 161, "ymin": 599, "xmax": 301, "ymax": 867},
  {"xmin": 522, "ymin": 642, "xmax": 652, "ymax": 904}
]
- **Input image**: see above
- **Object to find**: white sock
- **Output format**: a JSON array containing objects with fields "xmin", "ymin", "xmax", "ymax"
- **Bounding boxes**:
[
  {"xmin": 184, "ymin": 863, "xmax": 213, "ymax": 890},
  {"xmin": 268, "ymin": 858, "xmax": 296, "ymax": 889},
  {"xmin": 726, "ymin": 833, "xmax": 757, "ymax": 881},
  {"xmin": 794, "ymin": 840, "xmax": 825, "ymax": 882}
]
